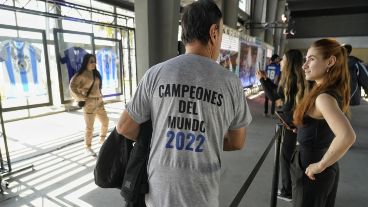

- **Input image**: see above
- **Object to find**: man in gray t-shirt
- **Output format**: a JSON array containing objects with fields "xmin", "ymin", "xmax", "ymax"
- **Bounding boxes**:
[{"xmin": 117, "ymin": 1, "xmax": 252, "ymax": 206}]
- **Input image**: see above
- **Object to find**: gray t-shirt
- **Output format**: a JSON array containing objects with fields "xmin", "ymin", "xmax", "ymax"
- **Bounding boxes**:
[{"xmin": 126, "ymin": 54, "xmax": 252, "ymax": 207}]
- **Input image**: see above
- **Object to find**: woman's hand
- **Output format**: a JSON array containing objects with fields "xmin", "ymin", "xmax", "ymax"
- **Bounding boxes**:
[
  {"xmin": 305, "ymin": 162, "xmax": 325, "ymax": 180},
  {"xmin": 256, "ymin": 70, "xmax": 267, "ymax": 80}
]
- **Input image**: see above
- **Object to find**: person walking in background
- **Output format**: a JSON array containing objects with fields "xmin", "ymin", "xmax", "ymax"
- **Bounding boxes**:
[
  {"xmin": 256, "ymin": 49, "xmax": 308, "ymax": 201},
  {"xmin": 69, "ymin": 54, "xmax": 109, "ymax": 157},
  {"xmin": 116, "ymin": 1, "xmax": 252, "ymax": 206},
  {"xmin": 342, "ymin": 44, "xmax": 368, "ymax": 105},
  {"xmin": 263, "ymin": 54, "xmax": 281, "ymax": 117},
  {"xmin": 291, "ymin": 39, "xmax": 356, "ymax": 207}
]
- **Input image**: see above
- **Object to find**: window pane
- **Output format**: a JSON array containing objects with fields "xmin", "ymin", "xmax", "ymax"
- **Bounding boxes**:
[
  {"xmin": 130, "ymin": 48, "xmax": 137, "ymax": 92},
  {"xmin": 18, "ymin": 31, "xmax": 43, "ymax": 40},
  {"xmin": 121, "ymin": 30, "xmax": 129, "ymax": 48},
  {"xmin": 16, "ymin": 13, "xmax": 46, "ymax": 30},
  {"xmin": 62, "ymin": 20, "xmax": 92, "ymax": 33},
  {"xmin": 92, "ymin": 13, "xmax": 115, "ymax": 38},
  {"xmin": 122, "ymin": 48, "xmax": 130, "ymax": 99},
  {"xmin": 127, "ymin": 18, "xmax": 134, "ymax": 28},
  {"xmin": 117, "ymin": 18, "xmax": 128, "ymax": 27},
  {"xmin": 14, "ymin": 0, "xmax": 45, "ymax": 12},
  {"xmin": 0, "ymin": 10, "xmax": 16, "ymax": 26},
  {"xmin": 61, "ymin": 6, "xmax": 90, "ymax": 20},
  {"xmin": 93, "ymin": 25, "xmax": 116, "ymax": 38},
  {"xmin": 0, "ymin": 28, "xmax": 18, "ymax": 38},
  {"xmin": 91, "ymin": 0, "xmax": 114, "ymax": 12},
  {"xmin": 129, "ymin": 30, "xmax": 135, "ymax": 49},
  {"xmin": 116, "ymin": 8, "xmax": 135, "ymax": 18}
]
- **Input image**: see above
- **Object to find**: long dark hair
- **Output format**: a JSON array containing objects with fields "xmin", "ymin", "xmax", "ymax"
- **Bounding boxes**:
[
  {"xmin": 278, "ymin": 49, "xmax": 307, "ymax": 106},
  {"xmin": 76, "ymin": 53, "xmax": 102, "ymax": 89}
]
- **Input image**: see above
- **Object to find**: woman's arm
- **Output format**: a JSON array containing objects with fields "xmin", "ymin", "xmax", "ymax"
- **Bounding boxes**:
[
  {"xmin": 256, "ymin": 70, "xmax": 283, "ymax": 101},
  {"xmin": 305, "ymin": 93, "xmax": 356, "ymax": 180},
  {"xmin": 69, "ymin": 74, "xmax": 86, "ymax": 101}
]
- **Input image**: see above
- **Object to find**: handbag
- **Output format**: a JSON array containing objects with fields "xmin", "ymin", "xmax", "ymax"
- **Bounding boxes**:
[{"xmin": 78, "ymin": 74, "xmax": 95, "ymax": 107}]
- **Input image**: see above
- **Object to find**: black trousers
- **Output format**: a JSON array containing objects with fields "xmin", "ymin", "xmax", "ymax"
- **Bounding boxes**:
[
  {"xmin": 291, "ymin": 147, "xmax": 339, "ymax": 207},
  {"xmin": 280, "ymin": 129, "xmax": 297, "ymax": 194},
  {"xmin": 264, "ymin": 96, "xmax": 276, "ymax": 114}
]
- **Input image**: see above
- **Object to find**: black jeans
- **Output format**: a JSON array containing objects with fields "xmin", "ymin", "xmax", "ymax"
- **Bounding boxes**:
[
  {"xmin": 291, "ymin": 147, "xmax": 339, "ymax": 207},
  {"xmin": 264, "ymin": 96, "xmax": 276, "ymax": 115},
  {"xmin": 280, "ymin": 129, "xmax": 297, "ymax": 195}
]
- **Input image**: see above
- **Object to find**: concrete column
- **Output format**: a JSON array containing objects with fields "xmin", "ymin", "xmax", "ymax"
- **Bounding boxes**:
[
  {"xmin": 134, "ymin": 0, "xmax": 180, "ymax": 81},
  {"xmin": 223, "ymin": 0, "xmax": 238, "ymax": 28},
  {"xmin": 279, "ymin": 34, "xmax": 286, "ymax": 56},
  {"xmin": 273, "ymin": 0, "xmax": 285, "ymax": 54},
  {"xmin": 250, "ymin": 0, "xmax": 265, "ymax": 40},
  {"xmin": 264, "ymin": 0, "xmax": 278, "ymax": 45}
]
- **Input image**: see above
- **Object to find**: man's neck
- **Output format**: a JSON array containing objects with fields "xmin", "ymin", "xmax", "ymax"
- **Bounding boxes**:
[{"xmin": 184, "ymin": 41, "xmax": 211, "ymax": 59}]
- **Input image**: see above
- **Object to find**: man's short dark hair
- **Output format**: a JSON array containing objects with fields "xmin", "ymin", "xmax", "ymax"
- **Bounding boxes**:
[
  {"xmin": 343, "ymin": 44, "xmax": 352, "ymax": 55},
  {"xmin": 181, "ymin": 0, "xmax": 222, "ymax": 45},
  {"xmin": 271, "ymin": 54, "xmax": 280, "ymax": 62}
]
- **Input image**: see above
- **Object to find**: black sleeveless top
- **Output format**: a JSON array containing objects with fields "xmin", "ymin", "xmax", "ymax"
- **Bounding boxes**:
[{"xmin": 297, "ymin": 91, "xmax": 343, "ymax": 150}]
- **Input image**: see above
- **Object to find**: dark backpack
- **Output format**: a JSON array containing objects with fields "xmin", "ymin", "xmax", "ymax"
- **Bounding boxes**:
[{"xmin": 348, "ymin": 56, "xmax": 368, "ymax": 105}]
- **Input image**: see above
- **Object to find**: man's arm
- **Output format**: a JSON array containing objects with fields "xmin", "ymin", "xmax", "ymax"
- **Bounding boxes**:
[
  {"xmin": 116, "ymin": 110, "xmax": 140, "ymax": 141},
  {"xmin": 223, "ymin": 127, "xmax": 246, "ymax": 151}
]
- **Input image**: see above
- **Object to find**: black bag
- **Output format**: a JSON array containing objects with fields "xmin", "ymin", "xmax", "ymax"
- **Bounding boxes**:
[
  {"xmin": 94, "ymin": 127, "xmax": 134, "ymax": 188},
  {"xmin": 121, "ymin": 121, "xmax": 152, "ymax": 203},
  {"xmin": 78, "ymin": 101, "xmax": 86, "ymax": 107}
]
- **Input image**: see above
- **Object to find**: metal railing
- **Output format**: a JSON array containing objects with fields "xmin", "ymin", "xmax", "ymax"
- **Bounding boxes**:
[{"xmin": 229, "ymin": 123, "xmax": 284, "ymax": 207}]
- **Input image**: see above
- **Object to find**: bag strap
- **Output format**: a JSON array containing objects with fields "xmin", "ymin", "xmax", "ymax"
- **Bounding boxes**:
[{"xmin": 86, "ymin": 73, "xmax": 96, "ymax": 98}]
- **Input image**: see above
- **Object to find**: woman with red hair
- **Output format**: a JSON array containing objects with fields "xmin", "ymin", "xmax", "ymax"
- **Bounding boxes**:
[{"xmin": 291, "ymin": 39, "xmax": 356, "ymax": 207}]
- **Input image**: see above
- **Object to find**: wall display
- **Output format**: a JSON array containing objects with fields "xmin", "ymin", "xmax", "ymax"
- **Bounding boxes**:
[
  {"xmin": 238, "ymin": 35, "xmax": 258, "ymax": 88},
  {"xmin": 54, "ymin": 29, "xmax": 94, "ymax": 103},
  {"xmin": 94, "ymin": 38, "xmax": 123, "ymax": 97},
  {"xmin": 218, "ymin": 26, "xmax": 240, "ymax": 74},
  {"xmin": 0, "ymin": 26, "xmax": 52, "ymax": 111}
]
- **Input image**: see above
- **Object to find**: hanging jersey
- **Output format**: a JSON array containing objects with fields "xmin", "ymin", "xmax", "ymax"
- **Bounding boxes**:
[
  {"xmin": 60, "ymin": 47, "xmax": 88, "ymax": 81},
  {"xmin": 96, "ymin": 48, "xmax": 117, "ymax": 89},
  {"xmin": 0, "ymin": 39, "xmax": 44, "ymax": 99}
]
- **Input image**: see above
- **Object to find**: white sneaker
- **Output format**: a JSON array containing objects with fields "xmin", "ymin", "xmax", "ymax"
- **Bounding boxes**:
[{"xmin": 85, "ymin": 148, "xmax": 97, "ymax": 157}]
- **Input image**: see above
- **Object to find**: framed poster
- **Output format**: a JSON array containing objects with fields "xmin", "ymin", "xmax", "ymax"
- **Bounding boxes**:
[
  {"xmin": 0, "ymin": 24, "xmax": 52, "ymax": 111},
  {"xmin": 238, "ymin": 35, "xmax": 258, "ymax": 88},
  {"xmin": 54, "ymin": 29, "xmax": 94, "ymax": 104},
  {"xmin": 94, "ymin": 37, "xmax": 123, "ymax": 97},
  {"xmin": 218, "ymin": 26, "xmax": 240, "ymax": 74}
]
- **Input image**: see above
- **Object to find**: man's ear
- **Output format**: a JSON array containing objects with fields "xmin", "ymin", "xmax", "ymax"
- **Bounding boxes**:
[{"xmin": 209, "ymin": 23, "xmax": 218, "ymax": 43}]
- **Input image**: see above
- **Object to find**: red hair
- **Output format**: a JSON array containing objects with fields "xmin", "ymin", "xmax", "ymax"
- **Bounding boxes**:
[{"xmin": 293, "ymin": 39, "xmax": 350, "ymax": 126}]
